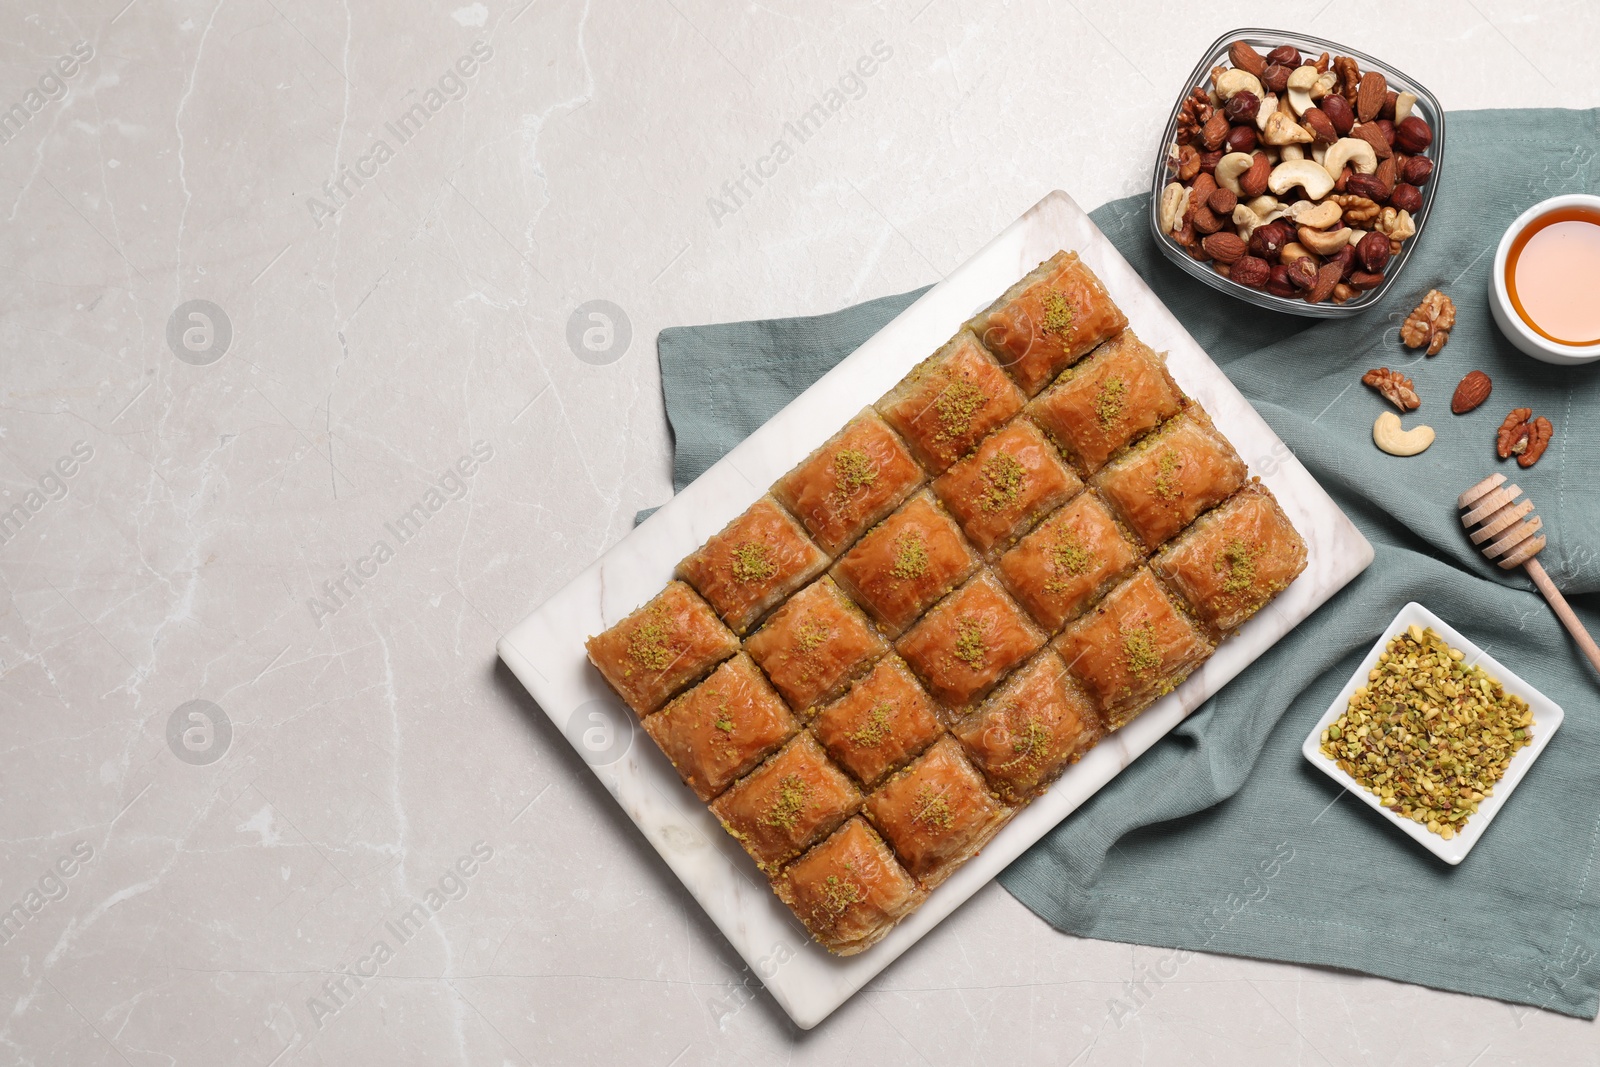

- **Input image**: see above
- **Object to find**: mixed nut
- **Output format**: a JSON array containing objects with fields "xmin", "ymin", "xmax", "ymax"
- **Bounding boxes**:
[
  {"xmin": 1161, "ymin": 40, "xmax": 1434, "ymax": 305},
  {"xmin": 1321, "ymin": 623, "xmax": 1533, "ymax": 841}
]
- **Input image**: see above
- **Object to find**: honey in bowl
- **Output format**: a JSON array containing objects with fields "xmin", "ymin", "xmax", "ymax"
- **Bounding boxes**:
[{"xmin": 1505, "ymin": 206, "xmax": 1600, "ymax": 346}]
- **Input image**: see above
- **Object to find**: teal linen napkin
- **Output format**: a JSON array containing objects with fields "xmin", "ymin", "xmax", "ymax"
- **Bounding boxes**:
[{"xmin": 648, "ymin": 109, "xmax": 1600, "ymax": 1019}]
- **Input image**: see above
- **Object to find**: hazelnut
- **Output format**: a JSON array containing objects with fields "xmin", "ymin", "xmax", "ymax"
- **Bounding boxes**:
[
  {"xmin": 1356, "ymin": 230, "xmax": 1391, "ymax": 272},
  {"xmin": 1375, "ymin": 118, "xmax": 1396, "ymax": 146},
  {"xmin": 1394, "ymin": 116, "xmax": 1433, "ymax": 154},
  {"xmin": 1231, "ymin": 255, "xmax": 1271, "ymax": 288},
  {"xmin": 1225, "ymin": 124, "xmax": 1258, "ymax": 154},
  {"xmin": 1265, "ymin": 263, "xmax": 1297, "ymax": 297},
  {"xmin": 1320, "ymin": 94, "xmax": 1354, "ymax": 135},
  {"xmin": 1389, "ymin": 183, "xmax": 1423, "ymax": 213},
  {"xmin": 1402, "ymin": 155, "xmax": 1434, "ymax": 185},
  {"xmin": 1266, "ymin": 45, "xmax": 1301, "ymax": 68},
  {"xmin": 1198, "ymin": 149, "xmax": 1223, "ymax": 174},
  {"xmin": 1261, "ymin": 63, "xmax": 1291, "ymax": 94},
  {"xmin": 1208, "ymin": 187, "xmax": 1238, "ymax": 215},
  {"xmin": 1224, "ymin": 91, "xmax": 1261, "ymax": 124},
  {"xmin": 1332, "ymin": 282, "xmax": 1355, "ymax": 304},
  {"xmin": 1286, "ymin": 257, "xmax": 1318, "ymax": 290}
]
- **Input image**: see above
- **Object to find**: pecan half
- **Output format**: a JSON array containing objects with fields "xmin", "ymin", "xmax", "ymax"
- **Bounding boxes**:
[
  {"xmin": 1496, "ymin": 408, "xmax": 1533, "ymax": 459},
  {"xmin": 1520, "ymin": 416, "xmax": 1554, "ymax": 468}
]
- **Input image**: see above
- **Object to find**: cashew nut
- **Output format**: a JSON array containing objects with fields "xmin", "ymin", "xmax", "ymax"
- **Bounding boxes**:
[
  {"xmin": 1262, "ymin": 111, "xmax": 1313, "ymax": 146},
  {"xmin": 1244, "ymin": 194, "xmax": 1281, "ymax": 216},
  {"xmin": 1213, "ymin": 68, "xmax": 1264, "ymax": 101},
  {"xmin": 1322, "ymin": 137, "xmax": 1378, "ymax": 181},
  {"xmin": 1213, "ymin": 152, "xmax": 1255, "ymax": 195},
  {"xmin": 1297, "ymin": 225, "xmax": 1353, "ymax": 256},
  {"xmin": 1232, "ymin": 204, "xmax": 1268, "ymax": 240},
  {"xmin": 1373, "ymin": 412, "xmax": 1435, "ymax": 457},
  {"xmin": 1279, "ymin": 242, "xmax": 1317, "ymax": 264},
  {"xmin": 1159, "ymin": 182, "xmax": 1188, "ymax": 234},
  {"xmin": 1285, "ymin": 199, "xmax": 1342, "ymax": 229},
  {"xmin": 1255, "ymin": 93, "xmax": 1278, "ymax": 131},
  {"xmin": 1311, "ymin": 143, "xmax": 1327, "ymax": 167},
  {"xmin": 1280, "ymin": 143, "xmax": 1306, "ymax": 161},
  {"xmin": 1286, "ymin": 65, "xmax": 1319, "ymax": 115},
  {"xmin": 1394, "ymin": 91, "xmax": 1418, "ymax": 124},
  {"xmin": 1268, "ymin": 158, "xmax": 1335, "ymax": 200},
  {"xmin": 1314, "ymin": 70, "xmax": 1338, "ymax": 100}
]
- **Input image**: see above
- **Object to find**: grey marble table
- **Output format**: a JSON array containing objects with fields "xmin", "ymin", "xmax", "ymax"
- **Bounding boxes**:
[{"xmin": 2, "ymin": 1, "xmax": 1596, "ymax": 1064}]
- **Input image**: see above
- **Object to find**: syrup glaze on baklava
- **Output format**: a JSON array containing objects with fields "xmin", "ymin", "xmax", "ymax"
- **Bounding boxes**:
[{"xmin": 586, "ymin": 251, "xmax": 1305, "ymax": 954}]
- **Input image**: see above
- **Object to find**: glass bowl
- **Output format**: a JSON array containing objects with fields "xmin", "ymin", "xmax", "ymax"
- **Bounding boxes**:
[{"xmin": 1150, "ymin": 28, "xmax": 1445, "ymax": 318}]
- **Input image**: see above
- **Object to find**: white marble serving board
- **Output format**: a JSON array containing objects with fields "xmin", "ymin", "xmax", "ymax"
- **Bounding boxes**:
[{"xmin": 497, "ymin": 189, "xmax": 1375, "ymax": 1030}]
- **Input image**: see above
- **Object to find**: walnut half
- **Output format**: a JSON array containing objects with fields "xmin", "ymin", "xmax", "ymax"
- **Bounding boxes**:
[
  {"xmin": 1401, "ymin": 288, "xmax": 1455, "ymax": 356},
  {"xmin": 1362, "ymin": 367, "xmax": 1421, "ymax": 412}
]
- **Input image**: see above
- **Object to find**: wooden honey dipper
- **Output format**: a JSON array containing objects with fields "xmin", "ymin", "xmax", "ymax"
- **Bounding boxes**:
[{"xmin": 1459, "ymin": 473, "xmax": 1600, "ymax": 675}]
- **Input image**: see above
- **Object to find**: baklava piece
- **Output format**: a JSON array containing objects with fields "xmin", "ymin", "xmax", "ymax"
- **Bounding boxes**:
[
  {"xmin": 774, "ymin": 816, "xmax": 923, "ymax": 956},
  {"xmin": 1053, "ymin": 569, "xmax": 1213, "ymax": 730},
  {"xmin": 930, "ymin": 420, "xmax": 1082, "ymax": 556},
  {"xmin": 1151, "ymin": 480, "xmax": 1307, "ymax": 634},
  {"xmin": 584, "ymin": 581, "xmax": 740, "ymax": 716},
  {"xmin": 830, "ymin": 490, "xmax": 979, "ymax": 637},
  {"xmin": 1027, "ymin": 329, "xmax": 1185, "ymax": 474},
  {"xmin": 772, "ymin": 410, "xmax": 925, "ymax": 555},
  {"xmin": 952, "ymin": 650, "xmax": 1104, "ymax": 804},
  {"xmin": 876, "ymin": 331, "xmax": 1026, "ymax": 474},
  {"xmin": 864, "ymin": 736, "xmax": 1010, "ymax": 888},
  {"xmin": 743, "ymin": 577, "xmax": 887, "ymax": 713},
  {"xmin": 643, "ymin": 653, "xmax": 798, "ymax": 801},
  {"xmin": 970, "ymin": 251, "xmax": 1129, "ymax": 396},
  {"xmin": 1092, "ymin": 411, "xmax": 1248, "ymax": 550},
  {"xmin": 811, "ymin": 656, "xmax": 947, "ymax": 789},
  {"xmin": 676, "ymin": 495, "xmax": 829, "ymax": 635},
  {"xmin": 995, "ymin": 491, "xmax": 1142, "ymax": 632},
  {"xmin": 896, "ymin": 571, "xmax": 1045, "ymax": 709},
  {"xmin": 710, "ymin": 732, "xmax": 862, "ymax": 874}
]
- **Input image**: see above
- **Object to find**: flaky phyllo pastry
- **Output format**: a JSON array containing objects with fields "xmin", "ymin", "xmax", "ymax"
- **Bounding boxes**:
[{"xmin": 585, "ymin": 252, "xmax": 1306, "ymax": 954}]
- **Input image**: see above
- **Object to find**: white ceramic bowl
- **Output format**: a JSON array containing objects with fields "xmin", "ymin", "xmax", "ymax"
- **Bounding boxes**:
[
  {"xmin": 1489, "ymin": 193, "xmax": 1600, "ymax": 364},
  {"xmin": 1301, "ymin": 602, "xmax": 1563, "ymax": 865}
]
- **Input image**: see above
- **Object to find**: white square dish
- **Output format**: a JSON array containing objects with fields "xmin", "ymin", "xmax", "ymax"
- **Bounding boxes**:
[
  {"xmin": 1301, "ymin": 601, "xmax": 1564, "ymax": 865},
  {"xmin": 498, "ymin": 189, "xmax": 1374, "ymax": 1028}
]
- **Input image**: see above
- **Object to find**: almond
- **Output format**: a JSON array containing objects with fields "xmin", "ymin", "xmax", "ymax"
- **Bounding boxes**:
[
  {"xmin": 1352, "ymin": 122, "xmax": 1392, "ymax": 160},
  {"xmin": 1202, "ymin": 232, "xmax": 1248, "ymax": 264},
  {"xmin": 1302, "ymin": 107, "xmax": 1337, "ymax": 144},
  {"xmin": 1229, "ymin": 40, "xmax": 1267, "ymax": 76},
  {"xmin": 1356, "ymin": 71, "xmax": 1388, "ymax": 122},
  {"xmin": 1451, "ymin": 371, "xmax": 1492, "ymax": 415},
  {"xmin": 1306, "ymin": 262, "xmax": 1342, "ymax": 304},
  {"xmin": 1239, "ymin": 152, "xmax": 1272, "ymax": 197}
]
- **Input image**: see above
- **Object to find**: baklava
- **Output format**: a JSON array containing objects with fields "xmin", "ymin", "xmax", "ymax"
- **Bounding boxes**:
[
  {"xmin": 677, "ymin": 495, "xmax": 829, "ymax": 635},
  {"xmin": 743, "ymin": 577, "xmax": 887, "ymax": 713},
  {"xmin": 643, "ymin": 653, "xmax": 798, "ymax": 801},
  {"xmin": 1151, "ymin": 479, "xmax": 1307, "ymax": 634},
  {"xmin": 864, "ymin": 735, "xmax": 1011, "ymax": 888},
  {"xmin": 711, "ymin": 731, "xmax": 863, "ymax": 873},
  {"xmin": 584, "ymin": 581, "xmax": 740, "ymax": 716},
  {"xmin": 896, "ymin": 571, "xmax": 1046, "ymax": 709},
  {"xmin": 811, "ymin": 656, "xmax": 946, "ymax": 788},
  {"xmin": 1052, "ymin": 569, "xmax": 1213, "ymax": 730},
  {"xmin": 1092, "ymin": 410, "xmax": 1248, "ymax": 550},
  {"xmin": 830, "ymin": 490, "xmax": 979, "ymax": 637},
  {"xmin": 877, "ymin": 331, "xmax": 1026, "ymax": 473},
  {"xmin": 952, "ymin": 650, "xmax": 1104, "ymax": 803},
  {"xmin": 970, "ymin": 250, "xmax": 1130, "ymax": 396},
  {"xmin": 995, "ymin": 491, "xmax": 1141, "ymax": 632},
  {"xmin": 772, "ymin": 409, "xmax": 925, "ymax": 555},
  {"xmin": 1027, "ymin": 329, "xmax": 1185, "ymax": 474},
  {"xmin": 931, "ymin": 419, "xmax": 1082, "ymax": 556}
]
